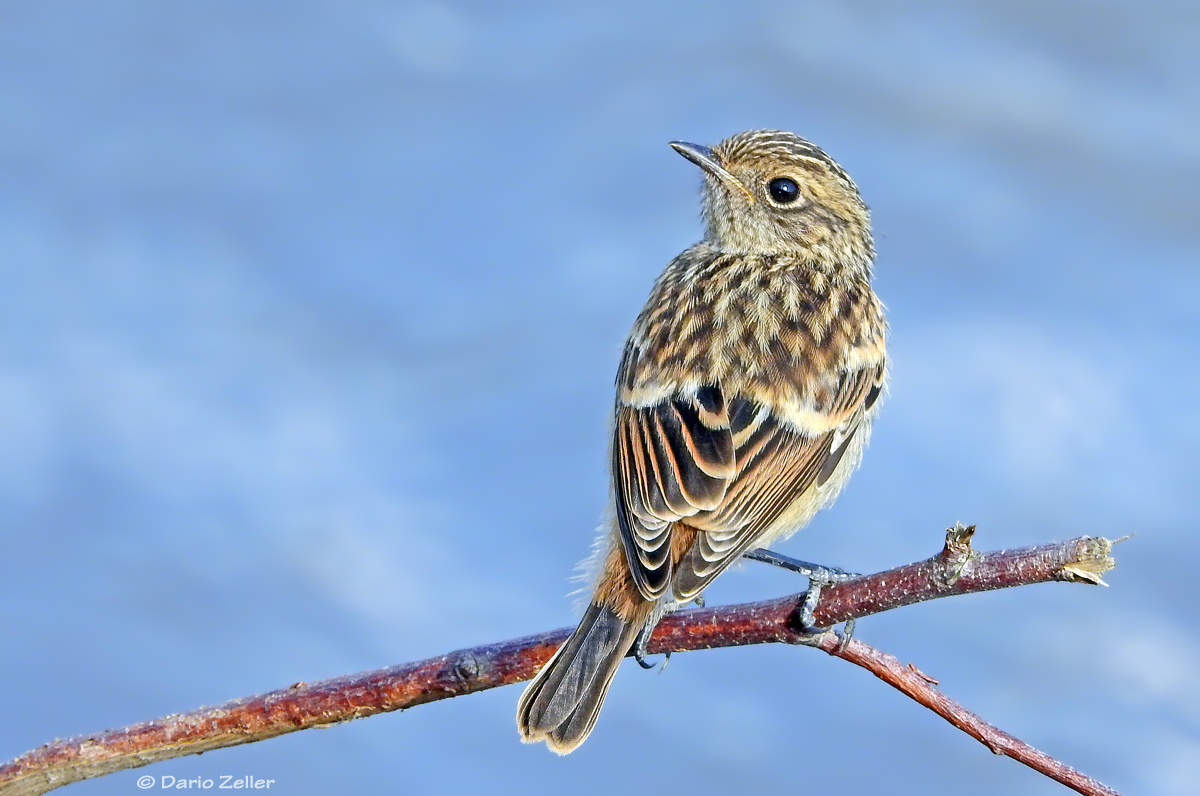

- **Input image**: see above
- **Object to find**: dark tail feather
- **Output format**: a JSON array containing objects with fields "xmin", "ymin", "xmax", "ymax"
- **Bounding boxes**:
[{"xmin": 516, "ymin": 603, "xmax": 641, "ymax": 754}]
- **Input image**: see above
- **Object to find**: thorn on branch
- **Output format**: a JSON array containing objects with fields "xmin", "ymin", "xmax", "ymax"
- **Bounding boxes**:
[{"xmin": 907, "ymin": 663, "xmax": 939, "ymax": 685}]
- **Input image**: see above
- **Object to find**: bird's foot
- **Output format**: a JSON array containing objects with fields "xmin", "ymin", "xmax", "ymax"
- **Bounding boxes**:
[
  {"xmin": 745, "ymin": 547, "xmax": 858, "ymax": 651},
  {"xmin": 796, "ymin": 580, "xmax": 856, "ymax": 651},
  {"xmin": 633, "ymin": 621, "xmax": 670, "ymax": 671}
]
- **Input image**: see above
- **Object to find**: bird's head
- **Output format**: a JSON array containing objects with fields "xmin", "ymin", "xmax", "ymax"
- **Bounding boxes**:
[{"xmin": 671, "ymin": 129, "xmax": 873, "ymax": 268}]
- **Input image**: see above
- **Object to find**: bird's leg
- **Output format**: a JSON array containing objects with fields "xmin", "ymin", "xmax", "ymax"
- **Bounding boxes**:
[
  {"xmin": 745, "ymin": 548, "xmax": 858, "ymax": 649},
  {"xmin": 742, "ymin": 548, "xmax": 859, "ymax": 583}
]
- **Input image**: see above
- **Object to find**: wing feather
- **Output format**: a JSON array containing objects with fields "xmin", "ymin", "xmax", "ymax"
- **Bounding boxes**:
[
  {"xmin": 612, "ymin": 389, "xmax": 734, "ymax": 598},
  {"xmin": 614, "ymin": 360, "xmax": 886, "ymax": 602}
]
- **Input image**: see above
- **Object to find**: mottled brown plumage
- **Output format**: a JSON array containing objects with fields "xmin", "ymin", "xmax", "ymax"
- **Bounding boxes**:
[{"xmin": 518, "ymin": 129, "xmax": 888, "ymax": 753}]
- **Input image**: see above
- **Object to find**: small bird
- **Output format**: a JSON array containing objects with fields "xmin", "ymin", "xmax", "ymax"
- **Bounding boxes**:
[{"xmin": 517, "ymin": 129, "xmax": 887, "ymax": 753}]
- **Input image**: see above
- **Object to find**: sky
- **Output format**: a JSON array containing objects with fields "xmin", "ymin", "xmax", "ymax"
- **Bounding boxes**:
[{"xmin": 1, "ymin": 1, "xmax": 1197, "ymax": 794}]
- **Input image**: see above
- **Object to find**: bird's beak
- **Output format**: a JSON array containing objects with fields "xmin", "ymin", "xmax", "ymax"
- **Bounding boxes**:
[{"xmin": 669, "ymin": 141, "xmax": 756, "ymax": 204}]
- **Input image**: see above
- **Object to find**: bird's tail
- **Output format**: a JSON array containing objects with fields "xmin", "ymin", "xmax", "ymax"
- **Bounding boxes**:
[{"xmin": 516, "ymin": 601, "xmax": 645, "ymax": 754}]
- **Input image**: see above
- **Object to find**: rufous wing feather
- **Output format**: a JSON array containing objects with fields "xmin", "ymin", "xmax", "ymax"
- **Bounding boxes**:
[{"xmin": 614, "ymin": 361, "xmax": 886, "ymax": 603}]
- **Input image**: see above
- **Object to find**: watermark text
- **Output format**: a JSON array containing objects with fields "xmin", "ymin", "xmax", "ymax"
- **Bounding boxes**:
[{"xmin": 136, "ymin": 774, "xmax": 276, "ymax": 789}]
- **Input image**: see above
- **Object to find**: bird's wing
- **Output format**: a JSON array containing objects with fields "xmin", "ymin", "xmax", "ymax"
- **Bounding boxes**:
[
  {"xmin": 612, "ymin": 386, "xmax": 736, "ymax": 599},
  {"xmin": 613, "ymin": 363, "xmax": 884, "ymax": 602}
]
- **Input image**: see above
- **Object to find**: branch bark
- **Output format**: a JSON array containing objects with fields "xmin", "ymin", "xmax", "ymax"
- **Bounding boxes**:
[{"xmin": 0, "ymin": 527, "xmax": 1121, "ymax": 796}]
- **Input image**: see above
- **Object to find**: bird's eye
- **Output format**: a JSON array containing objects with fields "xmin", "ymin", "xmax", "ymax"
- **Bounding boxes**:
[{"xmin": 768, "ymin": 177, "xmax": 800, "ymax": 204}]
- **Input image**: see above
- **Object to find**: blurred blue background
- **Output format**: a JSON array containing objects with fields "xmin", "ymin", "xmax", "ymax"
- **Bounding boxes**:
[{"xmin": 1, "ymin": 2, "xmax": 1196, "ymax": 794}]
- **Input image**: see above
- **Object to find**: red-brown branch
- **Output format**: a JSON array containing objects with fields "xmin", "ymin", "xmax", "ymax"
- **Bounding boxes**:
[
  {"xmin": 825, "ymin": 637, "xmax": 1120, "ymax": 796},
  {"xmin": 0, "ymin": 527, "xmax": 1120, "ymax": 796}
]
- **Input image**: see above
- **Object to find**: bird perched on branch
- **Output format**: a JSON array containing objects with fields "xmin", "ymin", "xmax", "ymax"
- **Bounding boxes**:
[{"xmin": 517, "ymin": 129, "xmax": 887, "ymax": 753}]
